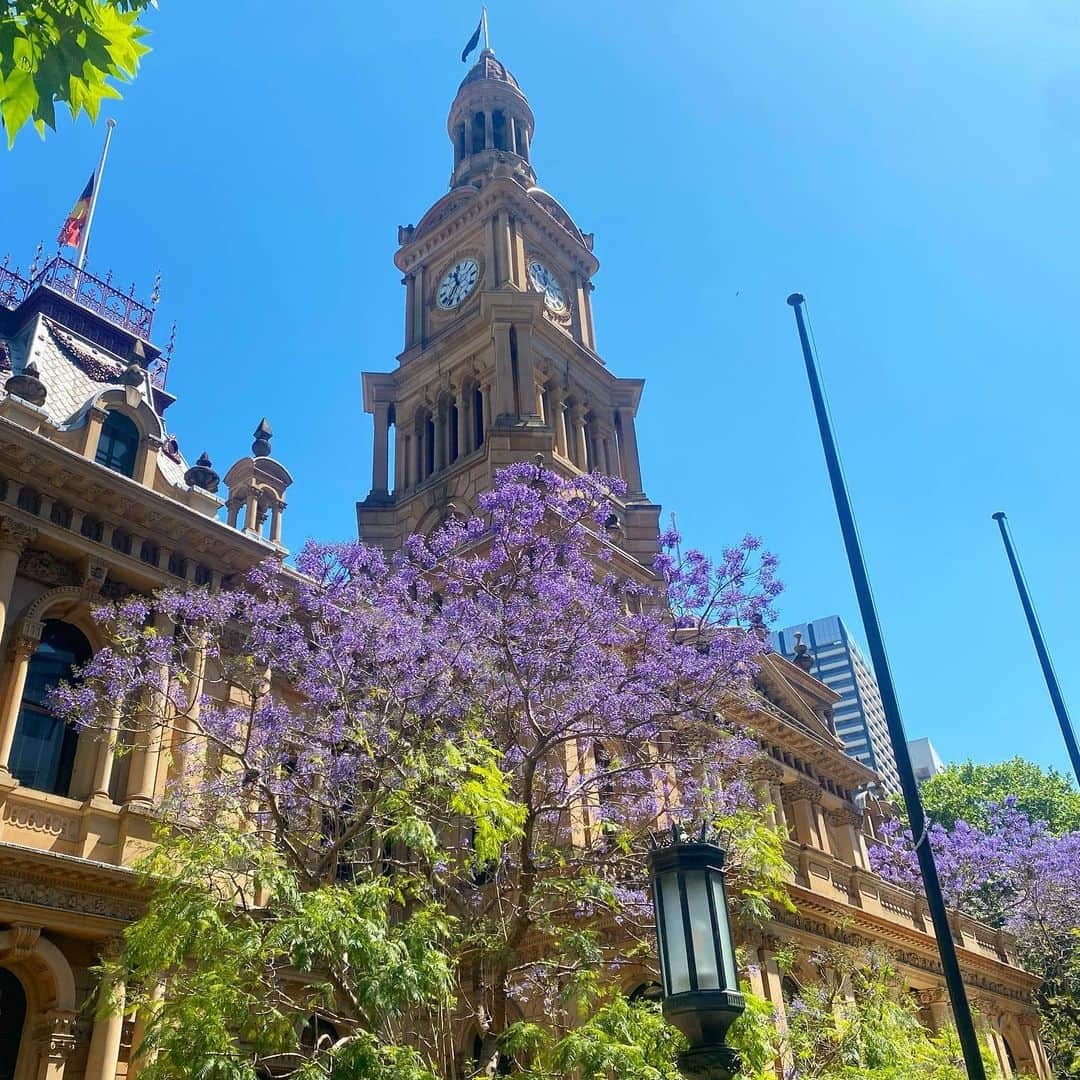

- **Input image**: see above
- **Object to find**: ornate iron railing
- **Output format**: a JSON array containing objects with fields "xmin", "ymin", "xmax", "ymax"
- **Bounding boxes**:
[{"xmin": 0, "ymin": 254, "xmax": 156, "ymax": 339}]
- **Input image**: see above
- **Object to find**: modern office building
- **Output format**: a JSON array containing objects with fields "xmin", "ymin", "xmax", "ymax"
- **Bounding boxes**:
[
  {"xmin": 909, "ymin": 737, "xmax": 945, "ymax": 783},
  {"xmin": 772, "ymin": 616, "xmax": 902, "ymax": 795}
]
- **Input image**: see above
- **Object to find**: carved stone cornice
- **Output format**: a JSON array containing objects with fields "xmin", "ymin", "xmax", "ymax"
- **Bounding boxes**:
[
  {"xmin": 0, "ymin": 514, "xmax": 38, "ymax": 555},
  {"xmin": 783, "ymin": 779, "xmax": 823, "ymax": 805}
]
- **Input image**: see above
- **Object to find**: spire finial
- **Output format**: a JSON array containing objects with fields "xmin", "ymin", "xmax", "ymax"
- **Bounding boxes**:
[{"xmin": 252, "ymin": 418, "xmax": 273, "ymax": 457}]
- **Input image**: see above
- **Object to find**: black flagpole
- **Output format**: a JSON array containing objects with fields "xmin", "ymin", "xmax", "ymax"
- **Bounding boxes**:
[
  {"xmin": 786, "ymin": 293, "xmax": 987, "ymax": 1080},
  {"xmin": 992, "ymin": 511, "xmax": 1080, "ymax": 784}
]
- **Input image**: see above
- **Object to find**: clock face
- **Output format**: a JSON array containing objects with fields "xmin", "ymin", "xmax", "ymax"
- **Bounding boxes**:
[
  {"xmin": 527, "ymin": 260, "xmax": 567, "ymax": 313},
  {"xmin": 436, "ymin": 257, "xmax": 480, "ymax": 310}
]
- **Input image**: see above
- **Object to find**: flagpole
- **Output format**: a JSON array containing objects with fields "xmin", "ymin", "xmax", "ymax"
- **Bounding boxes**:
[
  {"xmin": 482, "ymin": 5, "xmax": 489, "ymax": 50},
  {"xmin": 74, "ymin": 118, "xmax": 116, "ymax": 278},
  {"xmin": 786, "ymin": 292, "xmax": 987, "ymax": 1080},
  {"xmin": 992, "ymin": 511, "xmax": 1080, "ymax": 784}
]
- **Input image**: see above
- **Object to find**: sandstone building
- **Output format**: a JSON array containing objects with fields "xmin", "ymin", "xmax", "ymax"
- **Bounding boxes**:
[{"xmin": 0, "ymin": 44, "xmax": 1051, "ymax": 1080}]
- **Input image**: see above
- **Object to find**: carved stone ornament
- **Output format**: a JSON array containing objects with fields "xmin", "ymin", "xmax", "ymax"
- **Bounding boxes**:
[
  {"xmin": 80, "ymin": 557, "xmax": 109, "ymax": 593},
  {"xmin": 17, "ymin": 549, "xmax": 79, "ymax": 588},
  {"xmin": 783, "ymin": 779, "xmax": 824, "ymax": 805},
  {"xmin": 747, "ymin": 757, "xmax": 785, "ymax": 783},
  {"xmin": 826, "ymin": 806, "xmax": 865, "ymax": 829},
  {"xmin": 35, "ymin": 1010, "xmax": 78, "ymax": 1063},
  {"xmin": 916, "ymin": 986, "xmax": 948, "ymax": 1006},
  {"xmin": 0, "ymin": 515, "xmax": 38, "ymax": 554},
  {"xmin": 9, "ymin": 923, "xmax": 41, "ymax": 956}
]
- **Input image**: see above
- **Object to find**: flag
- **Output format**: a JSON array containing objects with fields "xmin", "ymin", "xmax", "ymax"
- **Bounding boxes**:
[
  {"xmin": 58, "ymin": 174, "xmax": 95, "ymax": 249},
  {"xmin": 461, "ymin": 14, "xmax": 483, "ymax": 62}
]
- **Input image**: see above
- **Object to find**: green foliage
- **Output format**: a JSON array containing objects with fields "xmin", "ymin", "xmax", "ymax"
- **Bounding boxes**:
[
  {"xmin": 918, "ymin": 757, "xmax": 1080, "ymax": 835},
  {"xmin": 1, "ymin": 0, "xmax": 151, "ymax": 146},
  {"xmin": 728, "ymin": 947, "xmax": 1004, "ymax": 1080},
  {"xmin": 714, "ymin": 808, "xmax": 796, "ymax": 925},
  {"xmin": 113, "ymin": 825, "xmax": 455, "ymax": 1079},
  {"xmin": 509, "ymin": 995, "xmax": 684, "ymax": 1080}
]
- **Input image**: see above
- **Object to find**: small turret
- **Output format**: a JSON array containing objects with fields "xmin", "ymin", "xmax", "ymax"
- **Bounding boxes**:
[
  {"xmin": 223, "ymin": 418, "xmax": 292, "ymax": 547},
  {"xmin": 448, "ymin": 49, "xmax": 536, "ymax": 190}
]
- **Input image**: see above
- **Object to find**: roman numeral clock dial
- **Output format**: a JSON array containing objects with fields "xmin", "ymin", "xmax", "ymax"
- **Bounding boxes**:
[{"xmin": 436, "ymin": 257, "xmax": 480, "ymax": 310}]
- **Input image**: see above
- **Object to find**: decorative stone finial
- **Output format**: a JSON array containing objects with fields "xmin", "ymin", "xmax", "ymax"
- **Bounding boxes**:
[
  {"xmin": 792, "ymin": 631, "xmax": 814, "ymax": 672},
  {"xmin": 252, "ymin": 418, "xmax": 273, "ymax": 457},
  {"xmin": 184, "ymin": 451, "xmax": 220, "ymax": 493},
  {"xmin": 6, "ymin": 361, "xmax": 47, "ymax": 406},
  {"xmin": 121, "ymin": 340, "xmax": 148, "ymax": 387}
]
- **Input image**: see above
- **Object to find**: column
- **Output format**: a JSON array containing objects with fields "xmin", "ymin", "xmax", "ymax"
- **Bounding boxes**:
[
  {"xmin": 411, "ymin": 266, "xmax": 424, "ymax": 345},
  {"xmin": 433, "ymin": 406, "xmax": 446, "ymax": 472},
  {"xmin": 916, "ymin": 987, "xmax": 949, "ymax": 1033},
  {"xmin": 514, "ymin": 324, "xmax": 539, "ymax": 420},
  {"xmin": 495, "ymin": 210, "xmax": 512, "ymax": 286},
  {"xmin": 616, "ymin": 407, "xmax": 644, "ymax": 495},
  {"xmin": 84, "ymin": 974, "xmax": 125, "ymax": 1080},
  {"xmin": 0, "ymin": 629, "xmax": 39, "ymax": 773},
  {"xmin": 126, "ymin": 984, "xmax": 164, "ymax": 1080},
  {"xmin": 783, "ymin": 780, "xmax": 824, "ymax": 849},
  {"xmin": 570, "ymin": 406, "xmax": 589, "ymax": 469},
  {"xmin": 550, "ymin": 387, "xmax": 567, "ymax": 457},
  {"xmin": 493, "ymin": 324, "xmax": 516, "ymax": 421},
  {"xmin": 269, "ymin": 502, "xmax": 284, "ymax": 545},
  {"xmin": 371, "ymin": 402, "xmax": 390, "ymax": 495},
  {"xmin": 124, "ymin": 614, "xmax": 172, "ymax": 807},
  {"xmin": 34, "ymin": 1010, "xmax": 78, "ymax": 1080},
  {"xmin": 403, "ymin": 274, "xmax": 415, "ymax": 347},
  {"xmin": 0, "ymin": 516, "xmax": 36, "ymax": 644},
  {"xmin": 568, "ymin": 272, "xmax": 585, "ymax": 343},
  {"xmin": 394, "ymin": 423, "xmax": 407, "ymax": 490},
  {"xmin": 90, "ymin": 703, "xmax": 122, "ymax": 800},
  {"xmin": 827, "ymin": 806, "xmax": 868, "ymax": 869},
  {"xmin": 759, "ymin": 942, "xmax": 794, "ymax": 1073},
  {"xmin": 244, "ymin": 491, "xmax": 258, "ymax": 535}
]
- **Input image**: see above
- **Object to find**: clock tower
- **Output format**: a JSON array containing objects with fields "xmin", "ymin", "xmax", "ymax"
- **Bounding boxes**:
[{"xmin": 358, "ymin": 47, "xmax": 661, "ymax": 568}]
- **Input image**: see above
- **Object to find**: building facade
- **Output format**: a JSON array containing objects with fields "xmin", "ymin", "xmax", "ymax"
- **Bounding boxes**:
[
  {"xmin": 0, "ymin": 43, "xmax": 1051, "ymax": 1080},
  {"xmin": 909, "ymin": 736, "xmax": 945, "ymax": 783},
  {"xmin": 772, "ymin": 616, "xmax": 903, "ymax": 795}
]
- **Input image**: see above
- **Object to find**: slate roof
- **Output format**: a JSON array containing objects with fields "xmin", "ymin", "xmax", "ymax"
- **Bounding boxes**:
[{"xmin": 1, "ymin": 316, "xmax": 190, "ymax": 490}]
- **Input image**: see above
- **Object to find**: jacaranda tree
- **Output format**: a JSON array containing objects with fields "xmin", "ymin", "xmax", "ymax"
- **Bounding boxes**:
[
  {"xmin": 57, "ymin": 465, "xmax": 788, "ymax": 1079},
  {"xmin": 871, "ymin": 797, "xmax": 1080, "ymax": 1077}
]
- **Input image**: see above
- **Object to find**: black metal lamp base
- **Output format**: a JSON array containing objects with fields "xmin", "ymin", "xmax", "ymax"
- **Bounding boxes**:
[{"xmin": 677, "ymin": 1046, "xmax": 741, "ymax": 1080}]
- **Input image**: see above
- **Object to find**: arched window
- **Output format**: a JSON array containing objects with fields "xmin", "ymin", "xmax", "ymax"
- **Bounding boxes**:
[
  {"xmin": 0, "ymin": 968, "xmax": 26, "ymax": 1080},
  {"xmin": 10, "ymin": 620, "xmax": 92, "ymax": 796},
  {"xmin": 628, "ymin": 981, "xmax": 663, "ymax": 1004},
  {"xmin": 95, "ymin": 410, "xmax": 140, "ymax": 478}
]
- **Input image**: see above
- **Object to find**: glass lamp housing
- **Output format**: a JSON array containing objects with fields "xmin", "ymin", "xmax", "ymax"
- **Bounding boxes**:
[{"xmin": 648, "ymin": 833, "xmax": 745, "ymax": 1077}]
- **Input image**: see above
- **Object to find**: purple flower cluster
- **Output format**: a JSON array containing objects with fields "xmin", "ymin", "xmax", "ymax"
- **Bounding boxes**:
[
  {"xmin": 52, "ymin": 466, "xmax": 783, "ymax": 1010},
  {"xmin": 870, "ymin": 797, "xmax": 1080, "ymax": 955}
]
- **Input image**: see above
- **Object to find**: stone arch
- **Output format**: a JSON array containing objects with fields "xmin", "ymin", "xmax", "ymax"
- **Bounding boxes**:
[
  {"xmin": 6, "ymin": 590, "xmax": 105, "ymax": 800},
  {"xmin": 0, "ymin": 929, "xmax": 78, "ymax": 1080},
  {"xmin": 17, "ymin": 586, "xmax": 104, "ymax": 650}
]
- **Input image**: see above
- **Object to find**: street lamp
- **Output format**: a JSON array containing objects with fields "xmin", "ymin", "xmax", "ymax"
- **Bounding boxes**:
[{"xmin": 648, "ymin": 826, "xmax": 745, "ymax": 1080}]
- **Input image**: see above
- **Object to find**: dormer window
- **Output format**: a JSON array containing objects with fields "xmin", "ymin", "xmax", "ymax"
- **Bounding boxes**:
[{"xmin": 95, "ymin": 410, "xmax": 140, "ymax": 478}]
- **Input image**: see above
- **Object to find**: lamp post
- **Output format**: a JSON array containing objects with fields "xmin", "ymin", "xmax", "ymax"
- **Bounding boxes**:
[{"xmin": 648, "ymin": 826, "xmax": 745, "ymax": 1080}]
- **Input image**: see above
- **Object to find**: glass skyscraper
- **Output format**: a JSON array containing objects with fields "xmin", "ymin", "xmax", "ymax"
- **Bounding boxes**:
[{"xmin": 771, "ymin": 615, "xmax": 901, "ymax": 795}]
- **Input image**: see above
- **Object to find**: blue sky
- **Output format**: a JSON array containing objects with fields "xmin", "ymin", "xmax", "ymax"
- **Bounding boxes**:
[{"xmin": 2, "ymin": 2, "xmax": 1079, "ymax": 774}]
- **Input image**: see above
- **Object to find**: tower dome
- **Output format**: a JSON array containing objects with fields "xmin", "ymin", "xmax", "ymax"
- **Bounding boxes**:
[{"xmin": 447, "ymin": 49, "xmax": 535, "ymax": 190}]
